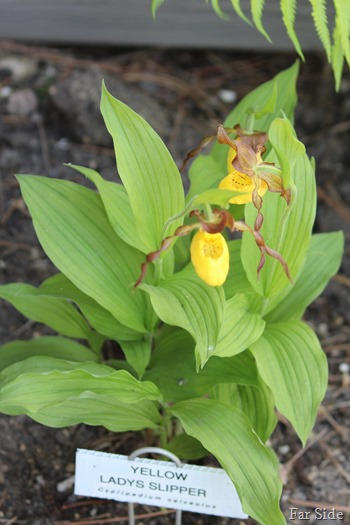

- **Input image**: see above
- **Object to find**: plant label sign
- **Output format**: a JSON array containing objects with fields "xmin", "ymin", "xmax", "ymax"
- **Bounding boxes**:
[{"xmin": 75, "ymin": 449, "xmax": 247, "ymax": 518}]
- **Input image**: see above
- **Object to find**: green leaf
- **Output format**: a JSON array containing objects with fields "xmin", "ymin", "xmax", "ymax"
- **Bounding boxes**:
[
  {"xmin": 212, "ymin": 294, "xmax": 265, "ymax": 357},
  {"xmin": 280, "ymin": 0, "xmax": 304, "ymax": 60},
  {"xmin": 192, "ymin": 188, "xmax": 245, "ymax": 207},
  {"xmin": 17, "ymin": 175, "xmax": 149, "ymax": 333},
  {"xmin": 140, "ymin": 268, "xmax": 225, "ymax": 369},
  {"xmin": 211, "ymin": 379, "xmax": 277, "ymax": 443},
  {"xmin": 100, "ymin": 83, "xmax": 185, "ymax": 252},
  {"xmin": 26, "ymin": 395, "xmax": 161, "ymax": 431},
  {"xmin": 248, "ymin": 80, "xmax": 277, "ymax": 119},
  {"xmin": 40, "ymin": 274, "xmax": 142, "ymax": 342},
  {"xmin": 171, "ymin": 398, "xmax": 285, "ymax": 525},
  {"xmin": 223, "ymin": 240, "xmax": 255, "ymax": 299},
  {"xmin": 230, "ymin": 0, "xmax": 252, "ymax": 25},
  {"xmin": 250, "ymin": 321, "xmax": 328, "ymax": 444},
  {"xmin": 152, "ymin": 0, "xmax": 166, "ymax": 17},
  {"xmin": 187, "ymin": 155, "xmax": 225, "ymax": 202},
  {"xmin": 0, "ymin": 282, "xmax": 101, "ymax": 350},
  {"xmin": 165, "ymin": 433, "xmax": 208, "ymax": 460},
  {"xmin": 0, "ymin": 337, "xmax": 98, "ymax": 372},
  {"xmin": 211, "ymin": 0, "xmax": 228, "ymax": 19},
  {"xmin": 332, "ymin": 22, "xmax": 345, "ymax": 91},
  {"xmin": 66, "ymin": 164, "xmax": 147, "ymax": 253},
  {"xmin": 144, "ymin": 327, "xmax": 258, "ymax": 402},
  {"xmin": 264, "ymin": 232, "xmax": 344, "ymax": 322},
  {"xmin": 309, "ymin": 0, "xmax": 331, "ymax": 62},
  {"xmin": 120, "ymin": 339, "xmax": 151, "ymax": 379},
  {"xmin": 242, "ymin": 120, "xmax": 316, "ymax": 297},
  {"xmin": 251, "ymin": 0, "xmax": 272, "ymax": 43},
  {"xmin": 268, "ymin": 115, "xmax": 305, "ymax": 188},
  {"xmin": 334, "ymin": 0, "xmax": 350, "ymax": 66},
  {"xmin": 0, "ymin": 357, "xmax": 161, "ymax": 413}
]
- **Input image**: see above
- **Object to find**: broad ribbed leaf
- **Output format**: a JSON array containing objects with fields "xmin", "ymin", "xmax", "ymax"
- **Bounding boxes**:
[
  {"xmin": 212, "ymin": 293, "xmax": 265, "ymax": 357},
  {"xmin": 187, "ymin": 155, "xmax": 225, "ymax": 202},
  {"xmin": 268, "ymin": 116, "xmax": 305, "ymax": 187},
  {"xmin": 250, "ymin": 321, "xmax": 328, "ymax": 444},
  {"xmin": 0, "ymin": 283, "xmax": 99, "ymax": 348},
  {"xmin": 140, "ymin": 268, "xmax": 225, "ymax": 368},
  {"xmin": 100, "ymin": 83, "xmax": 185, "ymax": 252},
  {"xmin": 242, "ymin": 118, "xmax": 316, "ymax": 297},
  {"xmin": 120, "ymin": 339, "xmax": 151, "ymax": 378},
  {"xmin": 40, "ymin": 274, "xmax": 141, "ymax": 342},
  {"xmin": 0, "ymin": 357, "xmax": 161, "ymax": 413},
  {"xmin": 171, "ymin": 398, "xmax": 285, "ymax": 525},
  {"xmin": 17, "ymin": 176, "xmax": 148, "ymax": 333},
  {"xmin": 223, "ymin": 240, "xmax": 255, "ymax": 299},
  {"xmin": 193, "ymin": 188, "xmax": 243, "ymax": 207},
  {"xmin": 23, "ymin": 395, "xmax": 161, "ymax": 431},
  {"xmin": 0, "ymin": 337, "xmax": 98, "ymax": 372},
  {"xmin": 166, "ymin": 433, "xmax": 208, "ymax": 460},
  {"xmin": 211, "ymin": 379, "xmax": 277, "ymax": 443},
  {"xmin": 265, "ymin": 232, "xmax": 344, "ymax": 322},
  {"xmin": 145, "ymin": 327, "xmax": 258, "ymax": 402},
  {"xmin": 67, "ymin": 164, "xmax": 147, "ymax": 253}
]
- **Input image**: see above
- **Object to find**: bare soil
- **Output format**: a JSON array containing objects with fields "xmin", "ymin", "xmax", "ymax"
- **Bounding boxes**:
[{"xmin": 0, "ymin": 43, "xmax": 349, "ymax": 525}]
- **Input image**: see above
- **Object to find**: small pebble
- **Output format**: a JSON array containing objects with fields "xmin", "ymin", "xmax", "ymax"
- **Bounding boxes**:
[
  {"xmin": 218, "ymin": 89, "xmax": 237, "ymax": 104},
  {"xmin": 7, "ymin": 88, "xmax": 38, "ymax": 116},
  {"xmin": 0, "ymin": 86, "xmax": 12, "ymax": 99},
  {"xmin": 317, "ymin": 322, "xmax": 329, "ymax": 338},
  {"xmin": 278, "ymin": 445, "xmax": 290, "ymax": 455},
  {"xmin": 339, "ymin": 362, "xmax": 349, "ymax": 374}
]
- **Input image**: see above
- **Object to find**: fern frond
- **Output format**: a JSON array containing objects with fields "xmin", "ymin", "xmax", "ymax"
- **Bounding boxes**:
[
  {"xmin": 230, "ymin": 0, "xmax": 252, "ymax": 25},
  {"xmin": 151, "ymin": 0, "xmax": 166, "ymax": 17},
  {"xmin": 331, "ymin": 23, "xmax": 345, "ymax": 91},
  {"xmin": 211, "ymin": 0, "xmax": 229, "ymax": 20},
  {"xmin": 280, "ymin": 0, "xmax": 304, "ymax": 60},
  {"xmin": 333, "ymin": 0, "xmax": 350, "ymax": 67},
  {"xmin": 250, "ymin": 0, "xmax": 272, "ymax": 43},
  {"xmin": 308, "ymin": 0, "xmax": 332, "ymax": 61}
]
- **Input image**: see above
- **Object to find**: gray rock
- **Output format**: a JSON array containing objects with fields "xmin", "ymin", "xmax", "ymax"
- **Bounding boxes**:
[{"xmin": 49, "ymin": 68, "xmax": 170, "ymax": 146}]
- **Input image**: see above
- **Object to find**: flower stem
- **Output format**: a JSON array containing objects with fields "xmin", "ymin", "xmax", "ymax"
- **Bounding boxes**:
[
  {"xmin": 245, "ymin": 112, "xmax": 255, "ymax": 133},
  {"xmin": 203, "ymin": 202, "xmax": 213, "ymax": 222}
]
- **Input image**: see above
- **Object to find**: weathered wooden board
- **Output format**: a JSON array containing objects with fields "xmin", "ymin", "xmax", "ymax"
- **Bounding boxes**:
[{"xmin": 0, "ymin": 0, "xmax": 325, "ymax": 50}]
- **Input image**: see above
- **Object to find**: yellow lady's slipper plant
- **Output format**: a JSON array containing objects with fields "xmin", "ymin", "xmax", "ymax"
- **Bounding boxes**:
[{"xmin": 0, "ymin": 65, "xmax": 344, "ymax": 525}]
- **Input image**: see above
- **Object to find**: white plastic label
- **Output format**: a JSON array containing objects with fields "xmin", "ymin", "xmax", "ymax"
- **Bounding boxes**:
[{"xmin": 75, "ymin": 449, "xmax": 247, "ymax": 519}]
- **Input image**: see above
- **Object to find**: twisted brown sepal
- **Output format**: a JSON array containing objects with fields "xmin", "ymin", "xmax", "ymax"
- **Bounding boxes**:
[
  {"xmin": 180, "ymin": 126, "xmax": 238, "ymax": 172},
  {"xmin": 233, "ymin": 221, "xmax": 292, "ymax": 284},
  {"xmin": 179, "ymin": 135, "xmax": 215, "ymax": 173},
  {"xmin": 254, "ymin": 231, "xmax": 293, "ymax": 283},
  {"xmin": 134, "ymin": 224, "xmax": 198, "ymax": 288}
]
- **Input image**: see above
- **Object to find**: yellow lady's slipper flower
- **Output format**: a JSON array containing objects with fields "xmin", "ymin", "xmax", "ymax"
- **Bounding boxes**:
[
  {"xmin": 219, "ymin": 147, "xmax": 268, "ymax": 204},
  {"xmin": 190, "ymin": 229, "xmax": 229, "ymax": 286}
]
